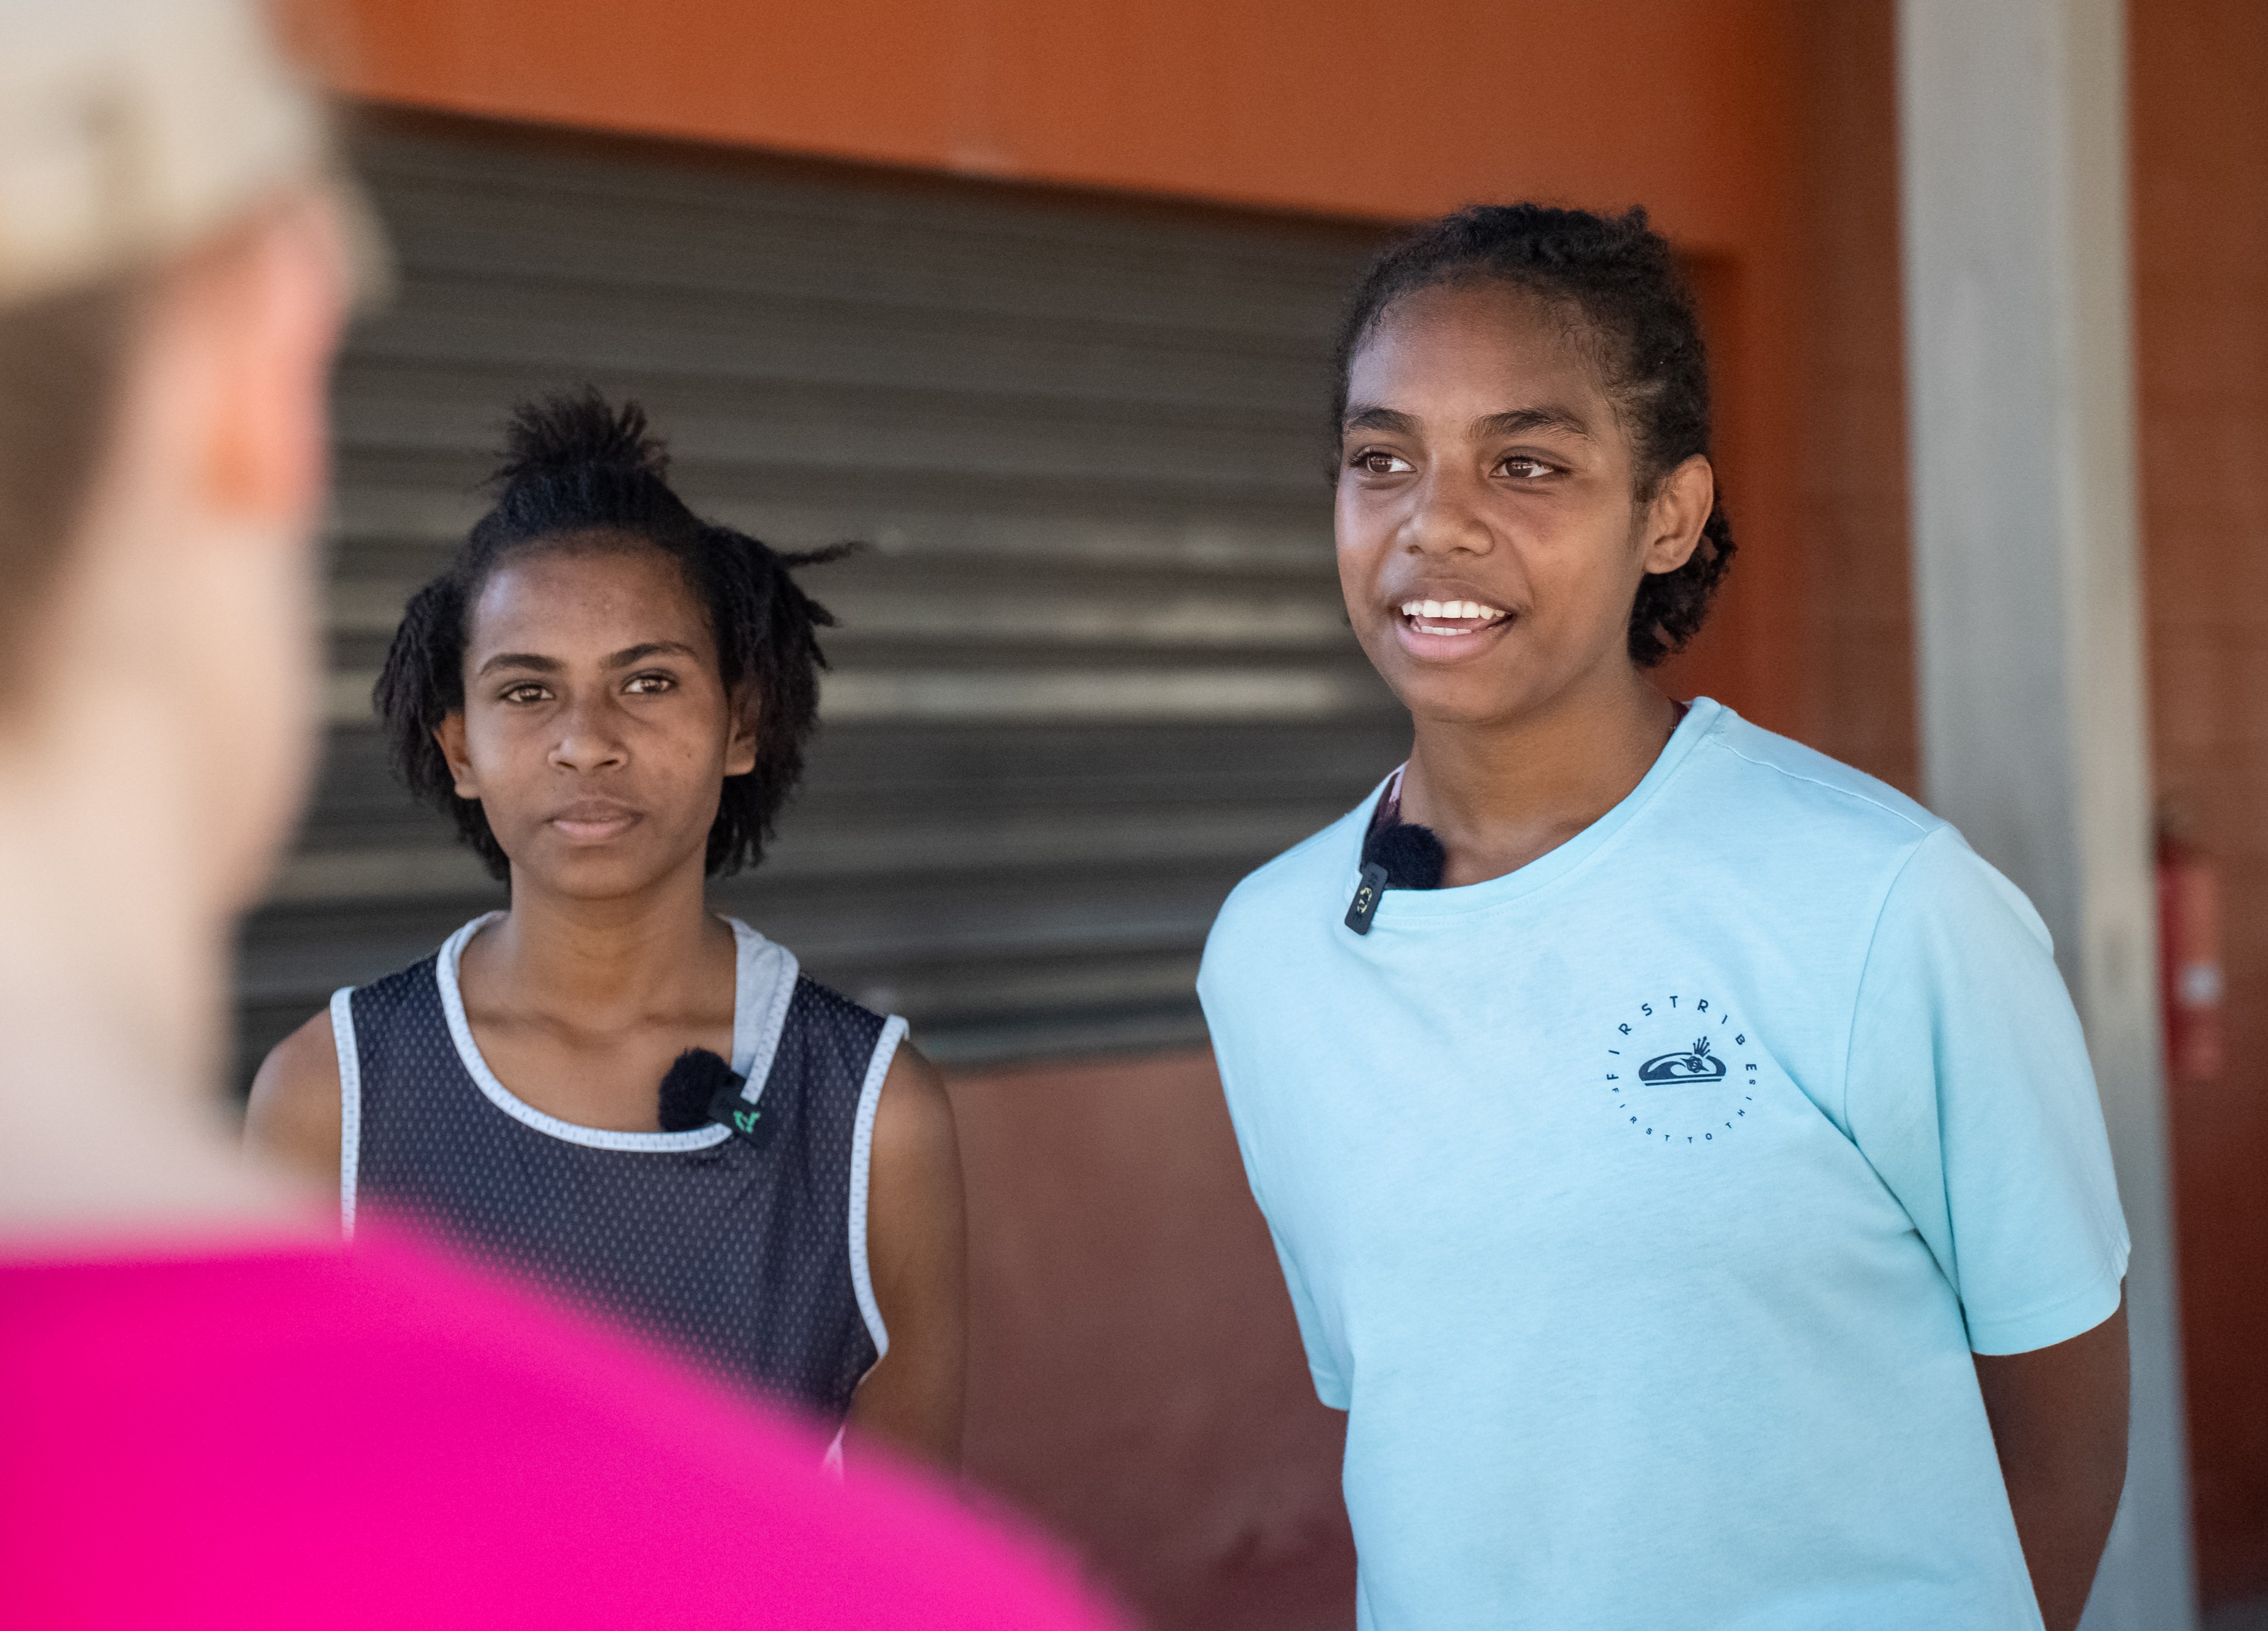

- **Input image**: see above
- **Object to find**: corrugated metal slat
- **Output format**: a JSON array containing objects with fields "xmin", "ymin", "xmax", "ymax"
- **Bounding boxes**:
[{"xmin": 233, "ymin": 115, "xmax": 1396, "ymax": 1079}]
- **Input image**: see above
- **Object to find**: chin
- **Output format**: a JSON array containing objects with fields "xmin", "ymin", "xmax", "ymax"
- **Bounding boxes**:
[
  {"xmin": 1381, "ymin": 664, "xmax": 1533, "ymax": 728},
  {"xmin": 1402, "ymin": 691, "xmax": 1531, "ymax": 730},
  {"xmin": 510, "ymin": 842, "xmax": 685, "ymax": 903}
]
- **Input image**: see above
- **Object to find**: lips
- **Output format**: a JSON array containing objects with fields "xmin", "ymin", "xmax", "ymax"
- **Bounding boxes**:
[{"xmin": 547, "ymin": 799, "xmax": 641, "ymax": 840}]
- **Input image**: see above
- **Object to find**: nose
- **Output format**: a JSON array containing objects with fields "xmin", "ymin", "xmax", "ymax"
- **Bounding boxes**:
[
  {"xmin": 548, "ymin": 692, "xmax": 629, "ymax": 774},
  {"xmin": 1400, "ymin": 465, "xmax": 1495, "ymax": 557}
]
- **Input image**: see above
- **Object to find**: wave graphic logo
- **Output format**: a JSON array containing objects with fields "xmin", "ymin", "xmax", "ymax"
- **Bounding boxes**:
[{"xmin": 1637, "ymin": 1035, "xmax": 1727, "ymax": 1084}]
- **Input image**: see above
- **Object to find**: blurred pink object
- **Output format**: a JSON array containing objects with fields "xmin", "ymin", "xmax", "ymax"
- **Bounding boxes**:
[{"xmin": 0, "ymin": 1219, "xmax": 1121, "ymax": 1629}]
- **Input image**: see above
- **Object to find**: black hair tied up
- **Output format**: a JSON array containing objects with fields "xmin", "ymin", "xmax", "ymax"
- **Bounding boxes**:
[
  {"xmin": 1331, "ymin": 204, "xmax": 1735, "ymax": 668},
  {"xmin": 374, "ymin": 390, "xmax": 850, "ymax": 881}
]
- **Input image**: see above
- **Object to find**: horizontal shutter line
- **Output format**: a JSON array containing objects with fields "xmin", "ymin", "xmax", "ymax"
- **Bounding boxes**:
[
  {"xmin": 325, "ymin": 664, "xmax": 1393, "ymax": 728},
  {"xmin": 231, "ymin": 115, "xmax": 1393, "ymax": 1083}
]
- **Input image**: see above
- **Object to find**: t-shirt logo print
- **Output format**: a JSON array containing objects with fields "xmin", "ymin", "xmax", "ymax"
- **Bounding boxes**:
[
  {"xmin": 1638, "ymin": 1034, "xmax": 1726, "ymax": 1083},
  {"xmin": 1607, "ymin": 993, "xmax": 1758, "ymax": 1145}
]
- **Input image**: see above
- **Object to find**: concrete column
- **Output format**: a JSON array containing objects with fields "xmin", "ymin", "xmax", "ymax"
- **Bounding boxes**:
[{"xmin": 1898, "ymin": 2, "xmax": 2193, "ymax": 1626}]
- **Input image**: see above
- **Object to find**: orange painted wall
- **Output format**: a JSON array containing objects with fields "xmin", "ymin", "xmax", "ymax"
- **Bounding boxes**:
[
  {"xmin": 948, "ymin": 1050, "xmax": 1353, "ymax": 1629},
  {"xmin": 2131, "ymin": 0, "xmax": 2268, "ymax": 1606},
  {"xmin": 1785, "ymin": 2, "xmax": 1915, "ymax": 795},
  {"xmin": 295, "ymin": 0, "xmax": 1784, "ymax": 249},
  {"xmin": 287, "ymin": 0, "xmax": 1812, "ymax": 736}
]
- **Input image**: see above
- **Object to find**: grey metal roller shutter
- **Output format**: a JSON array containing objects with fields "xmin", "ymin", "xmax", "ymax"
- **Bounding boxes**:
[{"xmin": 234, "ymin": 111, "xmax": 1401, "ymax": 1080}]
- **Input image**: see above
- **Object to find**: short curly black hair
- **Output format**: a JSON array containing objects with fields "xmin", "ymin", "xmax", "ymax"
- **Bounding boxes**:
[
  {"xmin": 374, "ymin": 390, "xmax": 848, "ymax": 881},
  {"xmin": 1331, "ymin": 203, "xmax": 1734, "ymax": 668}
]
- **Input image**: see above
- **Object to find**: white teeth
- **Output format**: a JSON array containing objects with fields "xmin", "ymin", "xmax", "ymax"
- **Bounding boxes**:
[{"xmin": 1400, "ymin": 597, "xmax": 1508, "ymax": 624}]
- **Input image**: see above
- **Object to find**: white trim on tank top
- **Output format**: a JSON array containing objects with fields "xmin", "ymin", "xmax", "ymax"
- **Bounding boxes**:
[
  {"xmin": 330, "ymin": 987, "xmax": 363, "ymax": 1237},
  {"xmin": 846, "ymin": 1015, "xmax": 906, "ymax": 1361},
  {"xmin": 431, "ymin": 911, "xmax": 798, "ymax": 1152}
]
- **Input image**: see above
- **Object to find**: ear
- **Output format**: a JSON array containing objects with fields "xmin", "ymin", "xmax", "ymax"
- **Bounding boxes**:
[
  {"xmin": 434, "ymin": 712, "xmax": 477, "ymax": 799},
  {"xmin": 1638, "ymin": 454, "xmax": 1715, "ymax": 576},
  {"xmin": 187, "ymin": 196, "xmax": 350, "ymax": 534},
  {"xmin": 724, "ymin": 686, "xmax": 760, "ymax": 779}
]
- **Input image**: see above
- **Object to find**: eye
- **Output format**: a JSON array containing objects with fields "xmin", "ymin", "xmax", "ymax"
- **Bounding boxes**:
[
  {"xmin": 1497, "ymin": 455, "xmax": 1557, "ymax": 481},
  {"xmin": 623, "ymin": 672, "xmax": 677, "ymax": 696},
  {"xmin": 1349, "ymin": 447, "xmax": 1415, "ymax": 476},
  {"xmin": 499, "ymin": 683, "xmax": 550, "ymax": 705}
]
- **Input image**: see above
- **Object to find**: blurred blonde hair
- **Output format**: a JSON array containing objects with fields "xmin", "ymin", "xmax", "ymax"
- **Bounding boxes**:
[{"xmin": 0, "ymin": 0, "xmax": 334, "ymax": 655}]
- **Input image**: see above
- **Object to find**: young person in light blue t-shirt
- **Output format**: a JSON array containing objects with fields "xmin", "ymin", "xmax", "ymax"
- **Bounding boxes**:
[{"xmin": 1198, "ymin": 205, "xmax": 2132, "ymax": 1631}]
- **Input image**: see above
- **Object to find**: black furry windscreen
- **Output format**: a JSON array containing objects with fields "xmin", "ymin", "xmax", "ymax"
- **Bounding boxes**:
[{"xmin": 658, "ymin": 1048, "xmax": 744, "ymax": 1132}]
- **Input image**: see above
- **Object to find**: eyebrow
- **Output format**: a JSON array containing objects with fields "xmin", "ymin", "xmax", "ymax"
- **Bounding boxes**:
[
  {"xmin": 474, "ymin": 641, "xmax": 700, "ymax": 679},
  {"xmin": 1341, "ymin": 403, "xmax": 1595, "ymax": 441},
  {"xmin": 475, "ymin": 652, "xmax": 561, "ymax": 678},
  {"xmin": 1343, "ymin": 406, "xmax": 1421, "ymax": 435},
  {"xmin": 1473, "ymin": 406, "xmax": 1595, "ymax": 442},
  {"xmin": 604, "ymin": 641, "xmax": 699, "ymax": 669}
]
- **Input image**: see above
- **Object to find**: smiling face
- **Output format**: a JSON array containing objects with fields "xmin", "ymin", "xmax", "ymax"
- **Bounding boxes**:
[
  {"xmin": 435, "ymin": 535, "xmax": 755, "ymax": 900},
  {"xmin": 1335, "ymin": 279, "xmax": 1709, "ymax": 729}
]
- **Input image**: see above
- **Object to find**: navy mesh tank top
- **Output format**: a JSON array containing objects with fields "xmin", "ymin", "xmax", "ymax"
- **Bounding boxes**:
[{"xmin": 331, "ymin": 914, "xmax": 900, "ymax": 1424}]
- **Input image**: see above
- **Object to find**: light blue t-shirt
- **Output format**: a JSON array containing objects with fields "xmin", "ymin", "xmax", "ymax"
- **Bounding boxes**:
[{"xmin": 1197, "ymin": 699, "xmax": 2129, "ymax": 1631}]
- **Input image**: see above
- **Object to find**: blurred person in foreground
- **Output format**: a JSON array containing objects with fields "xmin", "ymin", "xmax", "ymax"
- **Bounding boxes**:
[{"xmin": 0, "ymin": 3, "xmax": 1116, "ymax": 1627}]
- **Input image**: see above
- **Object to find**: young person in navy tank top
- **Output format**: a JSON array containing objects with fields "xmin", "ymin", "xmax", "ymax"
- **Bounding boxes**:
[{"xmin": 249, "ymin": 394, "xmax": 965, "ymax": 1468}]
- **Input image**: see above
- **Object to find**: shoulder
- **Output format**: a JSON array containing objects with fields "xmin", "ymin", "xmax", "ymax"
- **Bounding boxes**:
[
  {"xmin": 872, "ymin": 1042, "xmax": 953, "ymax": 1151},
  {"xmin": 1205, "ymin": 793, "xmax": 1376, "ymax": 953},
  {"xmin": 1873, "ymin": 822, "xmax": 2058, "ymax": 961},
  {"xmin": 245, "ymin": 1008, "xmax": 343, "ymax": 1181},
  {"xmin": 1656, "ymin": 703, "xmax": 1967, "ymax": 913},
  {"xmin": 350, "ymin": 953, "xmax": 447, "ymax": 1024},
  {"xmin": 801, "ymin": 989, "xmax": 952, "ymax": 1157},
  {"xmin": 1690, "ymin": 704, "xmax": 1940, "ymax": 844},
  {"xmin": 243, "ymin": 953, "xmax": 448, "ymax": 1179},
  {"xmin": 1688, "ymin": 708, "xmax": 2052, "ymax": 950},
  {"xmin": 863, "ymin": 1044, "xmax": 961, "ymax": 1270},
  {"xmin": 787, "ymin": 971, "xmax": 888, "ymax": 1038},
  {"xmin": 353, "ymin": 1233, "xmax": 1101, "ymax": 1624},
  {"xmin": 2, "ymin": 1237, "xmax": 1106, "ymax": 1627},
  {"xmin": 774, "ymin": 974, "xmax": 901, "ymax": 1094}
]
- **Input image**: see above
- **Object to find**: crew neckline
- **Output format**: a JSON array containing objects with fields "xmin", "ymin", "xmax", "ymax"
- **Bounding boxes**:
[{"xmin": 1350, "ymin": 696, "xmax": 1725, "ymax": 921}]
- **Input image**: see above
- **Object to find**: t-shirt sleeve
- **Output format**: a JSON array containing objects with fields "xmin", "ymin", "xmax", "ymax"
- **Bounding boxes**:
[
  {"xmin": 1203, "ymin": 930, "xmax": 1352, "ymax": 1412},
  {"xmin": 1842, "ymin": 824, "xmax": 2130, "ymax": 1355},
  {"xmin": 1263, "ymin": 1215, "xmax": 1350, "ymax": 1411}
]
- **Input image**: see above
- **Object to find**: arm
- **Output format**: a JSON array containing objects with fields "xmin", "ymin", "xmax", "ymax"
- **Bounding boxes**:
[
  {"xmin": 844, "ymin": 1043, "xmax": 967, "ymax": 1471},
  {"xmin": 1972, "ymin": 1289, "xmax": 2129, "ymax": 1631},
  {"xmin": 244, "ymin": 1010, "xmax": 344, "ymax": 1189}
]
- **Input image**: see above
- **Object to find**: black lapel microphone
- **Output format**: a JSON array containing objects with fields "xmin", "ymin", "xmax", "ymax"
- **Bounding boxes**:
[
  {"xmin": 1345, "ymin": 862, "xmax": 1390, "ymax": 934},
  {"xmin": 657, "ymin": 1047, "xmax": 776, "ymax": 1149},
  {"xmin": 1347, "ymin": 820, "xmax": 1447, "ymax": 935}
]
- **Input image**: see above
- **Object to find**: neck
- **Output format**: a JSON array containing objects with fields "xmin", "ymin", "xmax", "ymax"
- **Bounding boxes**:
[
  {"xmin": 0, "ymin": 734, "xmax": 313, "ymax": 1247},
  {"xmin": 1398, "ymin": 655, "xmax": 1681, "ymax": 888},
  {"xmin": 481, "ymin": 855, "xmax": 730, "ymax": 1018}
]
